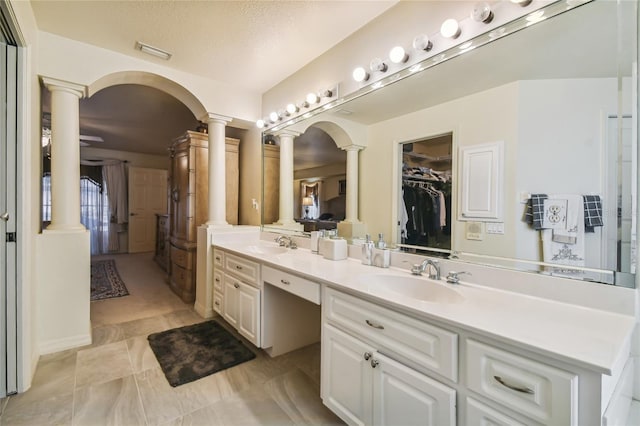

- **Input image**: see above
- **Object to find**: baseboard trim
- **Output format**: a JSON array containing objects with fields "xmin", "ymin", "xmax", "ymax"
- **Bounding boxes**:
[
  {"xmin": 194, "ymin": 301, "xmax": 213, "ymax": 319},
  {"xmin": 39, "ymin": 333, "xmax": 92, "ymax": 355}
]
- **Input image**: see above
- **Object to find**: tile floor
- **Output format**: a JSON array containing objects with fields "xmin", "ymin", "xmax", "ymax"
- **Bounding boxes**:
[{"xmin": 0, "ymin": 253, "xmax": 343, "ymax": 426}]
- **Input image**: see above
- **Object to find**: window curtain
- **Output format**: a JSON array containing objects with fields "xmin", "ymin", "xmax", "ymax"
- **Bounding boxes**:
[
  {"xmin": 101, "ymin": 161, "xmax": 128, "ymax": 252},
  {"xmin": 80, "ymin": 176, "xmax": 108, "ymax": 255}
]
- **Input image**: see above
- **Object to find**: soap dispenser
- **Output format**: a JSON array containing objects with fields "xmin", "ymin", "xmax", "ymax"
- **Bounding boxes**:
[
  {"xmin": 376, "ymin": 233, "xmax": 386, "ymax": 249},
  {"xmin": 362, "ymin": 234, "xmax": 374, "ymax": 265}
]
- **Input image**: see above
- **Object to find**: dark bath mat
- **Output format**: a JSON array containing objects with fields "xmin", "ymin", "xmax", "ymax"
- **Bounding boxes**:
[{"xmin": 148, "ymin": 320, "xmax": 256, "ymax": 387}]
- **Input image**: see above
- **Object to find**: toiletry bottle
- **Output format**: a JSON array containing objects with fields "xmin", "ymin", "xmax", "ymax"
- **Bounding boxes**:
[
  {"xmin": 376, "ymin": 233, "xmax": 386, "ymax": 249},
  {"xmin": 362, "ymin": 234, "xmax": 374, "ymax": 265}
]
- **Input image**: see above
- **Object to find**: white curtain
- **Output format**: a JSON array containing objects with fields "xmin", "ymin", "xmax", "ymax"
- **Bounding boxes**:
[
  {"xmin": 80, "ymin": 177, "xmax": 108, "ymax": 255},
  {"xmin": 101, "ymin": 162, "xmax": 128, "ymax": 252}
]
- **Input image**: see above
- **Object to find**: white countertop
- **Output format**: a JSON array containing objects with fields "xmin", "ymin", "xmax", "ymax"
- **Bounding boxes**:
[{"xmin": 214, "ymin": 240, "xmax": 636, "ymax": 375}]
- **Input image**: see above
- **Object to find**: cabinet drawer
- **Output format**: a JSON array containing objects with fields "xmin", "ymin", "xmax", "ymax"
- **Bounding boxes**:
[
  {"xmin": 213, "ymin": 270, "xmax": 223, "ymax": 293},
  {"xmin": 262, "ymin": 265, "xmax": 320, "ymax": 305},
  {"xmin": 171, "ymin": 262, "xmax": 193, "ymax": 289},
  {"xmin": 171, "ymin": 245, "xmax": 193, "ymax": 270},
  {"xmin": 213, "ymin": 292, "xmax": 223, "ymax": 314},
  {"xmin": 224, "ymin": 252, "xmax": 260, "ymax": 286},
  {"xmin": 324, "ymin": 287, "xmax": 458, "ymax": 381},
  {"xmin": 213, "ymin": 250, "xmax": 223, "ymax": 268},
  {"xmin": 465, "ymin": 397, "xmax": 527, "ymax": 426},
  {"xmin": 466, "ymin": 339, "xmax": 578, "ymax": 425}
]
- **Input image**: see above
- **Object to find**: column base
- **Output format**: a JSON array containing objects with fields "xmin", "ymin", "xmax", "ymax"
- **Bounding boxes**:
[
  {"xmin": 44, "ymin": 224, "xmax": 87, "ymax": 232},
  {"xmin": 337, "ymin": 221, "xmax": 367, "ymax": 240},
  {"xmin": 270, "ymin": 222, "xmax": 304, "ymax": 231},
  {"xmin": 205, "ymin": 221, "xmax": 233, "ymax": 229}
]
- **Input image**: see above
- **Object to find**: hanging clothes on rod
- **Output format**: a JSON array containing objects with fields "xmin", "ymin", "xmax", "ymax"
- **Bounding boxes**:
[{"xmin": 401, "ymin": 176, "xmax": 451, "ymax": 249}]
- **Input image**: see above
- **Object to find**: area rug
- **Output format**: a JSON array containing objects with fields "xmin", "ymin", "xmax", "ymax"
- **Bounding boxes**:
[
  {"xmin": 90, "ymin": 259, "xmax": 129, "ymax": 301},
  {"xmin": 148, "ymin": 320, "xmax": 256, "ymax": 387}
]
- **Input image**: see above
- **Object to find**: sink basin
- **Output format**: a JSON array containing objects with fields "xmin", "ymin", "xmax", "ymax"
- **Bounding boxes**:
[
  {"xmin": 244, "ymin": 244, "xmax": 289, "ymax": 255},
  {"xmin": 361, "ymin": 274, "xmax": 464, "ymax": 304}
]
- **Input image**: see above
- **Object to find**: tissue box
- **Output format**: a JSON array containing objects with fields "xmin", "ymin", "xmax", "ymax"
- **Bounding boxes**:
[{"xmin": 319, "ymin": 238, "xmax": 348, "ymax": 261}]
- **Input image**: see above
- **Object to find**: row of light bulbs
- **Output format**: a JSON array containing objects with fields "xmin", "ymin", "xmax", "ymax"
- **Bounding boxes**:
[
  {"xmin": 352, "ymin": 0, "xmax": 532, "ymax": 83},
  {"xmin": 257, "ymin": 0, "xmax": 533, "ymax": 129},
  {"xmin": 256, "ymin": 89, "xmax": 335, "ymax": 129}
]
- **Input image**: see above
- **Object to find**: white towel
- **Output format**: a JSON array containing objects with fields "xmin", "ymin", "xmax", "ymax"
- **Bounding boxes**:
[{"xmin": 541, "ymin": 194, "xmax": 585, "ymax": 276}]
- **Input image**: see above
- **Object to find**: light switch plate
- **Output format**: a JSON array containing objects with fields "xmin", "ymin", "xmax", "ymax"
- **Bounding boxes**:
[{"xmin": 486, "ymin": 222, "xmax": 505, "ymax": 234}]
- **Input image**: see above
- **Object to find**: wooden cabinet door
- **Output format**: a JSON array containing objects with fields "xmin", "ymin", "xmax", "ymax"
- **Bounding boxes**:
[
  {"xmin": 237, "ymin": 282, "xmax": 260, "ymax": 346},
  {"xmin": 322, "ymin": 324, "xmax": 374, "ymax": 426},
  {"xmin": 170, "ymin": 150, "xmax": 189, "ymax": 242},
  {"xmin": 372, "ymin": 352, "xmax": 456, "ymax": 426}
]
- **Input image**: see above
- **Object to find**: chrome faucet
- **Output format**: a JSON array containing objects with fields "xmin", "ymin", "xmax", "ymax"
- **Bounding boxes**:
[
  {"xmin": 410, "ymin": 259, "xmax": 440, "ymax": 280},
  {"xmin": 274, "ymin": 235, "xmax": 297, "ymax": 249}
]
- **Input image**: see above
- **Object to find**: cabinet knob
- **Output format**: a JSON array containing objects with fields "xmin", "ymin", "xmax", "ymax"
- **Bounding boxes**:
[
  {"xmin": 370, "ymin": 359, "xmax": 379, "ymax": 368},
  {"xmin": 280, "ymin": 279, "xmax": 290, "ymax": 285},
  {"xmin": 236, "ymin": 265, "xmax": 243, "ymax": 270},
  {"xmin": 234, "ymin": 283, "xmax": 240, "ymax": 289},
  {"xmin": 363, "ymin": 352, "xmax": 372, "ymax": 361}
]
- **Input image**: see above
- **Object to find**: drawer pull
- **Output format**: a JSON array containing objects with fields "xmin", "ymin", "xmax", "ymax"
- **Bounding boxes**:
[
  {"xmin": 236, "ymin": 265, "xmax": 243, "ymax": 270},
  {"xmin": 214, "ymin": 301, "xmax": 220, "ymax": 306},
  {"xmin": 234, "ymin": 283, "xmax": 240, "ymax": 289},
  {"xmin": 280, "ymin": 279, "xmax": 290, "ymax": 285},
  {"xmin": 215, "ymin": 256, "xmax": 221, "ymax": 261},
  {"xmin": 494, "ymin": 376, "xmax": 535, "ymax": 395},
  {"xmin": 363, "ymin": 352, "xmax": 372, "ymax": 361},
  {"xmin": 370, "ymin": 358, "xmax": 380, "ymax": 368},
  {"xmin": 365, "ymin": 319, "xmax": 384, "ymax": 330},
  {"xmin": 215, "ymin": 277, "xmax": 220, "ymax": 282}
]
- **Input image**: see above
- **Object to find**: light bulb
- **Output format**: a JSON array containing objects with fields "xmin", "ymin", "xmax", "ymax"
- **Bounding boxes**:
[
  {"xmin": 306, "ymin": 92, "xmax": 319, "ymax": 104},
  {"xmin": 440, "ymin": 18, "xmax": 461, "ymax": 39},
  {"xmin": 389, "ymin": 46, "xmax": 408, "ymax": 64},
  {"xmin": 369, "ymin": 57, "xmax": 388, "ymax": 73},
  {"xmin": 412, "ymin": 34, "xmax": 433, "ymax": 52},
  {"xmin": 471, "ymin": 2, "xmax": 493, "ymax": 23},
  {"xmin": 256, "ymin": 119, "xmax": 265, "ymax": 128},
  {"xmin": 269, "ymin": 111, "xmax": 279, "ymax": 123},
  {"xmin": 286, "ymin": 103, "xmax": 298, "ymax": 114},
  {"xmin": 352, "ymin": 67, "xmax": 369, "ymax": 82}
]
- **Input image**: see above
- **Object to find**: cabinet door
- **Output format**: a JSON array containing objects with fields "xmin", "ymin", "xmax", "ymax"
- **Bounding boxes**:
[
  {"xmin": 322, "ymin": 324, "xmax": 374, "ymax": 426},
  {"xmin": 372, "ymin": 352, "xmax": 456, "ymax": 426},
  {"xmin": 222, "ymin": 274, "xmax": 239, "ymax": 328},
  {"xmin": 238, "ymin": 282, "xmax": 260, "ymax": 347}
]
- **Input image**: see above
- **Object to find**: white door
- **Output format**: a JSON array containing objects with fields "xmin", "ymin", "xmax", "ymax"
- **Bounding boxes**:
[
  {"xmin": 237, "ymin": 283, "xmax": 260, "ymax": 346},
  {"xmin": 372, "ymin": 352, "xmax": 456, "ymax": 426},
  {"xmin": 223, "ymin": 274, "xmax": 239, "ymax": 328},
  {"xmin": 0, "ymin": 38, "xmax": 18, "ymax": 398},
  {"xmin": 321, "ymin": 324, "xmax": 374, "ymax": 426},
  {"xmin": 128, "ymin": 167, "xmax": 167, "ymax": 253}
]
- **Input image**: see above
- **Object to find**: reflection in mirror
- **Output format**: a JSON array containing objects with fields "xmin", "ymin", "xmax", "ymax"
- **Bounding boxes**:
[
  {"xmin": 400, "ymin": 135, "xmax": 453, "ymax": 252},
  {"xmin": 262, "ymin": 0, "xmax": 637, "ymax": 287},
  {"xmin": 263, "ymin": 126, "xmax": 346, "ymax": 234}
]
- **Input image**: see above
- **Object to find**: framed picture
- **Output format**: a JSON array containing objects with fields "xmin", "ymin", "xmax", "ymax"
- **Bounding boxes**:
[{"xmin": 338, "ymin": 179, "xmax": 346, "ymax": 195}]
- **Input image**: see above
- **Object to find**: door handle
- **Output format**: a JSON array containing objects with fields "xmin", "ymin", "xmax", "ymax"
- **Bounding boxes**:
[
  {"xmin": 130, "ymin": 213, "xmax": 138, "ymax": 216},
  {"xmin": 0, "ymin": 212, "xmax": 8, "ymax": 222}
]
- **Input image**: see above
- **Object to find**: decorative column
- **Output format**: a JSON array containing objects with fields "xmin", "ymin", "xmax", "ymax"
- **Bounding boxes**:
[
  {"xmin": 275, "ymin": 130, "xmax": 301, "ymax": 227},
  {"xmin": 338, "ymin": 144, "xmax": 367, "ymax": 238},
  {"xmin": 42, "ymin": 77, "xmax": 87, "ymax": 232},
  {"xmin": 201, "ymin": 113, "xmax": 232, "ymax": 228}
]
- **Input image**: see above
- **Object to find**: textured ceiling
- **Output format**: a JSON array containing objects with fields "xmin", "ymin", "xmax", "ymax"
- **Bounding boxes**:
[{"xmin": 30, "ymin": 0, "xmax": 398, "ymax": 93}]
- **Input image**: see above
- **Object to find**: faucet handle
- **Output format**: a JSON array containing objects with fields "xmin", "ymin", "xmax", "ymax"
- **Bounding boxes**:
[{"xmin": 446, "ymin": 271, "xmax": 471, "ymax": 284}]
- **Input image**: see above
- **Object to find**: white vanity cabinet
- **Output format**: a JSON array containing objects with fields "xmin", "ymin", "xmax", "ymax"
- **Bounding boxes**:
[
  {"xmin": 219, "ymin": 250, "xmax": 261, "ymax": 347},
  {"xmin": 322, "ymin": 287, "xmax": 457, "ymax": 426}
]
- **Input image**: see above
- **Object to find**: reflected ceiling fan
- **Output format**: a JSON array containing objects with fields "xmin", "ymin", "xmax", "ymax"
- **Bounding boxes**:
[{"xmin": 42, "ymin": 113, "xmax": 104, "ymax": 147}]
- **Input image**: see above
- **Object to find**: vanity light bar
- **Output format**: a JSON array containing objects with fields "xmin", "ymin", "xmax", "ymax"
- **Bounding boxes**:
[{"xmin": 256, "ymin": 85, "xmax": 339, "ymax": 129}]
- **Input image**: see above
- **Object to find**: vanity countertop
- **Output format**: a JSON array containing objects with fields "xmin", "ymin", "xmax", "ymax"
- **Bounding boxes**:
[{"xmin": 213, "ymin": 240, "xmax": 636, "ymax": 375}]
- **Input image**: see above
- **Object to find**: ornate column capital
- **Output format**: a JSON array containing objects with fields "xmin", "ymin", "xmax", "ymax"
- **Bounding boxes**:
[
  {"xmin": 274, "ymin": 129, "xmax": 300, "ymax": 139},
  {"xmin": 41, "ymin": 76, "xmax": 87, "ymax": 99},
  {"xmin": 341, "ymin": 144, "xmax": 365, "ymax": 152},
  {"xmin": 199, "ymin": 112, "xmax": 232, "ymax": 126}
]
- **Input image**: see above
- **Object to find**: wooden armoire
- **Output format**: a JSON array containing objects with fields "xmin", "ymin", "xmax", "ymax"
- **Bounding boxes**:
[{"xmin": 168, "ymin": 130, "xmax": 240, "ymax": 303}]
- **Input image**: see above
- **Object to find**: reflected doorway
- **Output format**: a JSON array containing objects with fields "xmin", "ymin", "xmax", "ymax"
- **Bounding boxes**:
[{"xmin": 399, "ymin": 134, "xmax": 453, "ymax": 252}]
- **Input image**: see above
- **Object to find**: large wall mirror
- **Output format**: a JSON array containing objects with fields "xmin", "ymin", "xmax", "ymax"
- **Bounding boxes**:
[{"xmin": 262, "ymin": 0, "xmax": 637, "ymax": 288}]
